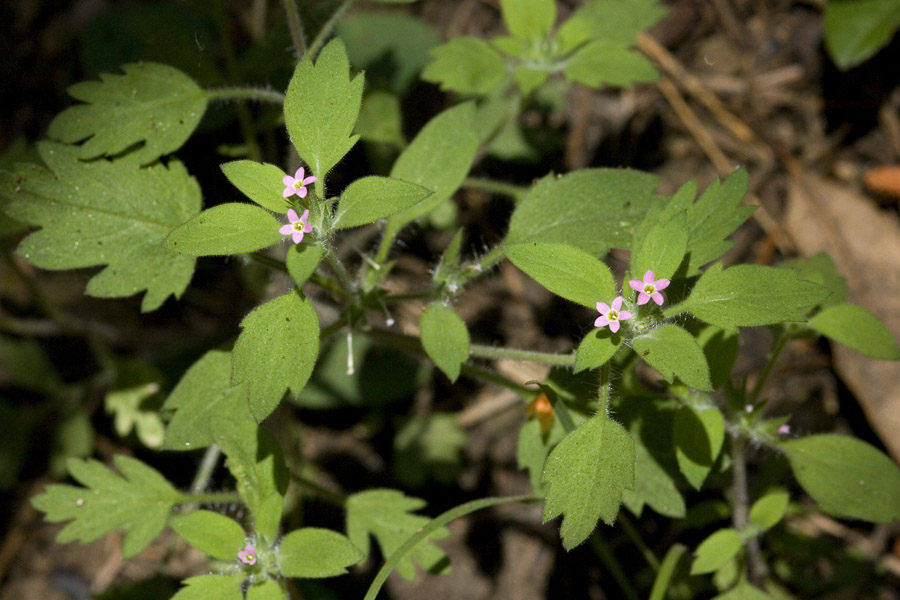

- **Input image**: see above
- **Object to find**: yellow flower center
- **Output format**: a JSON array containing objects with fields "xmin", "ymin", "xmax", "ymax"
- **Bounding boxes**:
[
  {"xmin": 293, "ymin": 180, "xmax": 304, "ymax": 190},
  {"xmin": 643, "ymin": 284, "xmax": 656, "ymax": 295},
  {"xmin": 245, "ymin": 552, "xmax": 255, "ymax": 562},
  {"xmin": 292, "ymin": 221, "xmax": 305, "ymax": 232},
  {"xmin": 608, "ymin": 310, "xmax": 619, "ymax": 321}
]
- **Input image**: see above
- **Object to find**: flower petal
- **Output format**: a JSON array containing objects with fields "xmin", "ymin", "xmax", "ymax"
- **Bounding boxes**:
[
  {"xmin": 636, "ymin": 293, "xmax": 650, "ymax": 305},
  {"xmin": 287, "ymin": 208, "xmax": 299, "ymax": 222},
  {"xmin": 650, "ymin": 292, "xmax": 664, "ymax": 305},
  {"xmin": 303, "ymin": 222, "xmax": 313, "ymax": 233},
  {"xmin": 595, "ymin": 316, "xmax": 609, "ymax": 327},
  {"xmin": 611, "ymin": 296, "xmax": 624, "ymax": 311},
  {"xmin": 629, "ymin": 279, "xmax": 643, "ymax": 292},
  {"xmin": 608, "ymin": 320, "xmax": 620, "ymax": 333},
  {"xmin": 643, "ymin": 270, "xmax": 655, "ymax": 283},
  {"xmin": 294, "ymin": 167, "xmax": 306, "ymax": 180},
  {"xmin": 618, "ymin": 310, "xmax": 632, "ymax": 321},
  {"xmin": 300, "ymin": 209, "xmax": 310, "ymax": 222},
  {"xmin": 283, "ymin": 175, "xmax": 294, "ymax": 186},
  {"xmin": 596, "ymin": 302, "xmax": 610, "ymax": 314},
  {"xmin": 292, "ymin": 231, "xmax": 304, "ymax": 244},
  {"xmin": 303, "ymin": 175, "xmax": 318, "ymax": 185},
  {"xmin": 655, "ymin": 278, "xmax": 670, "ymax": 291},
  {"xmin": 297, "ymin": 187, "xmax": 308, "ymax": 198},
  {"xmin": 283, "ymin": 187, "xmax": 294, "ymax": 198},
  {"xmin": 279, "ymin": 224, "xmax": 294, "ymax": 235}
]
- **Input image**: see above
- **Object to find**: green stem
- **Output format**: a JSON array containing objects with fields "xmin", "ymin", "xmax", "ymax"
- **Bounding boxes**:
[
  {"xmin": 190, "ymin": 444, "xmax": 222, "ymax": 495},
  {"xmin": 597, "ymin": 362, "xmax": 610, "ymax": 415},
  {"xmin": 469, "ymin": 343, "xmax": 576, "ymax": 366},
  {"xmin": 290, "ymin": 470, "xmax": 346, "ymax": 507},
  {"xmin": 461, "ymin": 363, "xmax": 536, "ymax": 398},
  {"xmin": 588, "ymin": 532, "xmax": 641, "ymax": 600},
  {"xmin": 474, "ymin": 246, "xmax": 506, "ymax": 274},
  {"xmin": 748, "ymin": 332, "xmax": 790, "ymax": 406},
  {"xmin": 280, "ymin": 0, "xmax": 307, "ymax": 60},
  {"xmin": 248, "ymin": 252, "xmax": 288, "ymax": 273},
  {"xmin": 462, "ymin": 177, "xmax": 527, "ymax": 201},
  {"xmin": 731, "ymin": 430, "xmax": 768, "ymax": 583},
  {"xmin": 649, "ymin": 544, "xmax": 688, "ymax": 600},
  {"xmin": 617, "ymin": 512, "xmax": 659, "ymax": 570},
  {"xmin": 206, "ymin": 87, "xmax": 286, "ymax": 105},
  {"xmin": 323, "ymin": 244, "xmax": 356, "ymax": 295},
  {"xmin": 307, "ymin": 0, "xmax": 357, "ymax": 60}
]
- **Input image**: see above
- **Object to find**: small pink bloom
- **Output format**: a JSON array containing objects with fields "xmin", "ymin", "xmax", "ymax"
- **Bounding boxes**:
[
  {"xmin": 594, "ymin": 296, "xmax": 632, "ymax": 333},
  {"xmin": 238, "ymin": 544, "xmax": 257, "ymax": 565},
  {"xmin": 629, "ymin": 270, "xmax": 670, "ymax": 306},
  {"xmin": 778, "ymin": 424, "xmax": 790, "ymax": 435},
  {"xmin": 279, "ymin": 209, "xmax": 313, "ymax": 244},
  {"xmin": 282, "ymin": 167, "xmax": 317, "ymax": 199}
]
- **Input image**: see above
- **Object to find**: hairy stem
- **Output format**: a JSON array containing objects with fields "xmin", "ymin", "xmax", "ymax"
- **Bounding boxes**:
[
  {"xmin": 206, "ymin": 87, "xmax": 286, "ymax": 105},
  {"xmin": 307, "ymin": 0, "xmax": 357, "ymax": 60},
  {"xmin": 469, "ymin": 343, "xmax": 576, "ymax": 366},
  {"xmin": 731, "ymin": 431, "xmax": 768, "ymax": 583},
  {"xmin": 280, "ymin": 0, "xmax": 307, "ymax": 60},
  {"xmin": 748, "ymin": 331, "xmax": 790, "ymax": 406},
  {"xmin": 190, "ymin": 444, "xmax": 222, "ymax": 495}
]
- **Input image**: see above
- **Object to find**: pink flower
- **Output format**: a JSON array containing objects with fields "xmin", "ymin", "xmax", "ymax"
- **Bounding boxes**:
[
  {"xmin": 279, "ymin": 209, "xmax": 313, "ymax": 244},
  {"xmin": 595, "ymin": 296, "xmax": 632, "ymax": 333},
  {"xmin": 778, "ymin": 424, "xmax": 790, "ymax": 435},
  {"xmin": 238, "ymin": 544, "xmax": 257, "ymax": 565},
  {"xmin": 629, "ymin": 270, "xmax": 670, "ymax": 306},
  {"xmin": 282, "ymin": 167, "xmax": 317, "ymax": 199}
]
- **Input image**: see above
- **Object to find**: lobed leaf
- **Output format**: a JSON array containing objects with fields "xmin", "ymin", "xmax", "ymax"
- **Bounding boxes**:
[
  {"xmin": 679, "ymin": 263, "xmax": 830, "ymax": 328},
  {"xmin": 557, "ymin": 0, "xmax": 668, "ymax": 51},
  {"xmin": 419, "ymin": 304, "xmax": 470, "ymax": 382},
  {"xmin": 629, "ymin": 212, "xmax": 688, "ymax": 283},
  {"xmin": 0, "ymin": 142, "xmax": 199, "ymax": 311},
  {"xmin": 231, "ymin": 291, "xmax": 320, "ymax": 420},
  {"xmin": 31, "ymin": 455, "xmax": 181, "ymax": 558},
  {"xmin": 393, "ymin": 413, "xmax": 466, "ymax": 488},
  {"xmin": 778, "ymin": 434, "xmax": 900, "ymax": 523},
  {"xmin": 284, "ymin": 39, "xmax": 363, "ymax": 181},
  {"xmin": 346, "ymin": 489, "xmax": 450, "ymax": 581},
  {"xmin": 48, "ymin": 62, "xmax": 207, "ymax": 165},
  {"xmin": 633, "ymin": 325, "xmax": 712, "ymax": 391},
  {"xmin": 247, "ymin": 580, "xmax": 286, "ymax": 600},
  {"xmin": 336, "ymin": 176, "xmax": 432, "ymax": 229},
  {"xmin": 278, "ymin": 528, "xmax": 363, "ymax": 578},
  {"xmin": 421, "ymin": 37, "xmax": 507, "ymax": 95},
  {"xmin": 505, "ymin": 242, "xmax": 616, "ymax": 308},
  {"xmin": 542, "ymin": 413, "xmax": 635, "ymax": 549},
  {"xmin": 564, "ymin": 40, "xmax": 658, "ymax": 88},
  {"xmin": 170, "ymin": 575, "xmax": 244, "ymax": 600}
]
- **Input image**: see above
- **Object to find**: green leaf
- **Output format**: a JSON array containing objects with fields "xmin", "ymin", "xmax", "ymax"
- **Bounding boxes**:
[
  {"xmin": 336, "ymin": 176, "xmax": 432, "ymax": 229},
  {"xmin": 171, "ymin": 575, "xmax": 243, "ymax": 600},
  {"xmin": 346, "ymin": 489, "xmax": 450, "ymax": 581},
  {"xmin": 633, "ymin": 325, "xmax": 712, "ymax": 391},
  {"xmin": 808, "ymin": 303, "xmax": 900, "ymax": 360},
  {"xmin": 679, "ymin": 263, "xmax": 830, "ymax": 328},
  {"xmin": 824, "ymin": 0, "xmax": 900, "ymax": 69},
  {"xmin": 500, "ymin": 0, "xmax": 556, "ymax": 40},
  {"xmin": 574, "ymin": 328, "xmax": 622, "ymax": 372},
  {"xmin": 0, "ymin": 335, "xmax": 63, "ymax": 395},
  {"xmin": 247, "ymin": 580, "xmax": 286, "ymax": 600},
  {"xmin": 166, "ymin": 203, "xmax": 283, "ymax": 257},
  {"xmin": 421, "ymin": 37, "xmax": 506, "ymax": 95},
  {"xmin": 696, "ymin": 325, "xmax": 739, "ymax": 389},
  {"xmin": 622, "ymin": 436, "xmax": 686, "ymax": 519},
  {"xmin": 673, "ymin": 405, "xmax": 725, "ymax": 489},
  {"xmin": 420, "ymin": 304, "xmax": 470, "ymax": 382},
  {"xmin": 211, "ymin": 417, "xmax": 289, "ymax": 522},
  {"xmin": 105, "ymin": 360, "xmax": 165, "ymax": 449},
  {"xmin": 557, "ymin": 0, "xmax": 668, "ymax": 51},
  {"xmin": 338, "ymin": 11, "xmax": 440, "ymax": 94},
  {"xmin": 542, "ymin": 413, "xmax": 635, "ymax": 549},
  {"xmin": 505, "ymin": 169, "xmax": 660, "ymax": 256},
  {"xmin": 690, "ymin": 528, "xmax": 743, "ymax": 575},
  {"xmin": 31, "ymin": 455, "xmax": 181, "ymax": 558},
  {"xmin": 681, "ymin": 170, "xmax": 754, "ymax": 276},
  {"xmin": 256, "ymin": 492, "xmax": 284, "ymax": 543},
  {"xmin": 231, "ymin": 291, "xmax": 320, "ymax": 420},
  {"xmin": 355, "ymin": 91, "xmax": 405, "ymax": 146},
  {"xmin": 278, "ymin": 528, "xmax": 363, "ymax": 578},
  {"xmin": 393, "ymin": 413, "xmax": 466, "ymax": 488},
  {"xmin": 286, "ymin": 243, "xmax": 324, "ymax": 287},
  {"xmin": 221, "ymin": 160, "xmax": 291, "ymax": 214},
  {"xmin": 517, "ymin": 416, "xmax": 567, "ymax": 494},
  {"xmin": 505, "ymin": 242, "xmax": 616, "ymax": 308},
  {"xmin": 514, "ymin": 67, "xmax": 549, "ymax": 96},
  {"xmin": 780, "ymin": 252, "xmax": 847, "ymax": 309},
  {"xmin": 1, "ymin": 142, "xmax": 199, "ymax": 312},
  {"xmin": 748, "ymin": 488, "xmax": 790, "ymax": 532},
  {"xmin": 284, "ymin": 39, "xmax": 363, "ymax": 180},
  {"xmin": 649, "ymin": 545, "xmax": 689, "ymax": 600},
  {"xmin": 565, "ymin": 40, "xmax": 658, "ymax": 88},
  {"xmin": 386, "ymin": 103, "xmax": 478, "ymax": 231},
  {"xmin": 630, "ymin": 212, "xmax": 688, "ymax": 283},
  {"xmin": 50, "ymin": 411, "xmax": 94, "ymax": 478},
  {"xmin": 712, "ymin": 579, "xmax": 773, "ymax": 600},
  {"xmin": 163, "ymin": 350, "xmax": 250, "ymax": 451},
  {"xmin": 170, "ymin": 510, "xmax": 246, "ymax": 560},
  {"xmin": 47, "ymin": 62, "xmax": 207, "ymax": 165},
  {"xmin": 778, "ymin": 434, "xmax": 900, "ymax": 523}
]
